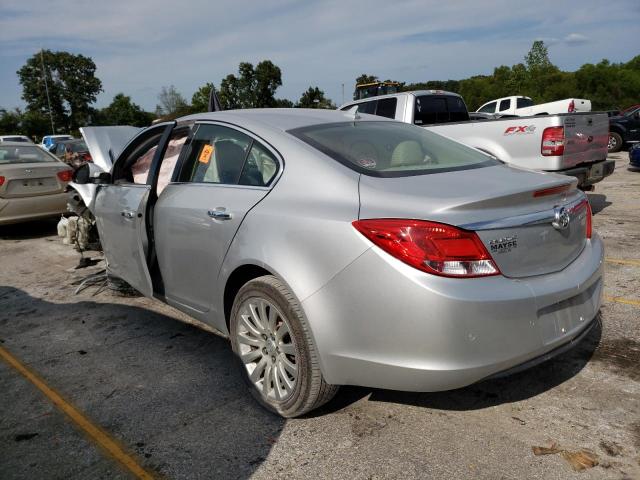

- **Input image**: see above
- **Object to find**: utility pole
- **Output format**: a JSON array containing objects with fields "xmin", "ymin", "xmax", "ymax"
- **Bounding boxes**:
[
  {"xmin": 40, "ymin": 49, "xmax": 55, "ymax": 134},
  {"xmin": 341, "ymin": 83, "xmax": 345, "ymax": 105}
]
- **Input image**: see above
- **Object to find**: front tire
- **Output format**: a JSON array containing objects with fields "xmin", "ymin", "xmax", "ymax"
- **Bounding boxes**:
[
  {"xmin": 608, "ymin": 132, "xmax": 623, "ymax": 153},
  {"xmin": 230, "ymin": 275, "xmax": 338, "ymax": 417}
]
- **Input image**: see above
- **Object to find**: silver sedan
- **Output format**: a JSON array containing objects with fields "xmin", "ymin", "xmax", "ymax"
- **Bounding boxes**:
[
  {"xmin": 73, "ymin": 109, "xmax": 603, "ymax": 417},
  {"xmin": 0, "ymin": 142, "xmax": 73, "ymax": 225}
]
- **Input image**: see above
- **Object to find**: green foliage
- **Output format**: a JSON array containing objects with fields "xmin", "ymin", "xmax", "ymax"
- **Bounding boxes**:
[
  {"xmin": 355, "ymin": 74, "xmax": 379, "ymax": 85},
  {"xmin": 397, "ymin": 42, "xmax": 640, "ymax": 111},
  {"xmin": 273, "ymin": 98, "xmax": 295, "ymax": 107},
  {"xmin": 97, "ymin": 93, "xmax": 154, "ymax": 127},
  {"xmin": 297, "ymin": 87, "xmax": 335, "ymax": 109},
  {"xmin": 191, "ymin": 82, "xmax": 214, "ymax": 113},
  {"xmin": 219, "ymin": 61, "xmax": 283, "ymax": 109},
  {"xmin": 17, "ymin": 50, "xmax": 102, "ymax": 132},
  {"xmin": 0, "ymin": 108, "xmax": 22, "ymax": 135}
]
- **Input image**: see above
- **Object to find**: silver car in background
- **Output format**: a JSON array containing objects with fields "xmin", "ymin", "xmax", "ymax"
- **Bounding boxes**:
[
  {"xmin": 73, "ymin": 109, "xmax": 603, "ymax": 417},
  {"xmin": 0, "ymin": 142, "xmax": 73, "ymax": 225}
]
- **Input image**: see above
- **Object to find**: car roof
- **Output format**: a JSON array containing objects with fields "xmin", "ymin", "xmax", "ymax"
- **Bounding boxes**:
[
  {"xmin": 0, "ymin": 141, "xmax": 42, "ymax": 147},
  {"xmin": 178, "ymin": 108, "xmax": 394, "ymax": 132}
]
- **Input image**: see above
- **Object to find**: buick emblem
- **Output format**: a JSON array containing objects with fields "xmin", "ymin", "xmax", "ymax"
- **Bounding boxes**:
[{"xmin": 552, "ymin": 207, "xmax": 571, "ymax": 230}]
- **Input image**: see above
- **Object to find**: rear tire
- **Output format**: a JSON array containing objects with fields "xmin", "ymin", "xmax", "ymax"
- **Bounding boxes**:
[
  {"xmin": 230, "ymin": 275, "xmax": 338, "ymax": 417},
  {"xmin": 608, "ymin": 132, "xmax": 623, "ymax": 153}
]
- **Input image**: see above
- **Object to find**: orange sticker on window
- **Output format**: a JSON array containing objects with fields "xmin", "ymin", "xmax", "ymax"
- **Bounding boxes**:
[{"xmin": 199, "ymin": 144, "xmax": 214, "ymax": 164}]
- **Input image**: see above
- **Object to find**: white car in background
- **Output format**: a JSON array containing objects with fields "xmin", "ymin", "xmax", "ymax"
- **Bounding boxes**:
[
  {"xmin": 477, "ymin": 96, "xmax": 591, "ymax": 116},
  {"xmin": 0, "ymin": 135, "xmax": 33, "ymax": 143}
]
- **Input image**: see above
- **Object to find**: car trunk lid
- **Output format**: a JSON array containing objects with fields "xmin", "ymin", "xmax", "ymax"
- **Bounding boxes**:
[
  {"xmin": 0, "ymin": 162, "xmax": 70, "ymax": 198},
  {"xmin": 358, "ymin": 164, "xmax": 588, "ymax": 279}
]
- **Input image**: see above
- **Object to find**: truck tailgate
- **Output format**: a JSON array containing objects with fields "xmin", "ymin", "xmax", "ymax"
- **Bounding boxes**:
[{"xmin": 562, "ymin": 113, "xmax": 608, "ymax": 168}]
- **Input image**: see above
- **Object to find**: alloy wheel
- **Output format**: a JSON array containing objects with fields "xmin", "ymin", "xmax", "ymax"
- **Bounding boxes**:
[{"xmin": 235, "ymin": 297, "xmax": 298, "ymax": 401}]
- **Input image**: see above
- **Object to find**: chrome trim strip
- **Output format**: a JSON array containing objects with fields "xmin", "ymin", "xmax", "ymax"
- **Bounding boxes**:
[{"xmin": 461, "ymin": 195, "xmax": 586, "ymax": 231}]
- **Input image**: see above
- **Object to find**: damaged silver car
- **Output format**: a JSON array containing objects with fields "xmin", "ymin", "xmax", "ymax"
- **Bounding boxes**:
[{"xmin": 72, "ymin": 109, "xmax": 603, "ymax": 417}]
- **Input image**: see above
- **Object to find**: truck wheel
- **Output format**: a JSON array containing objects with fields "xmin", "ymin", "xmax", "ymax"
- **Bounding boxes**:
[{"xmin": 608, "ymin": 132, "xmax": 623, "ymax": 153}]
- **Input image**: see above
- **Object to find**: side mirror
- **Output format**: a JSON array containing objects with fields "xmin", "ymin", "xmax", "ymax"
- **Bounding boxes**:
[{"xmin": 72, "ymin": 163, "xmax": 111, "ymax": 184}]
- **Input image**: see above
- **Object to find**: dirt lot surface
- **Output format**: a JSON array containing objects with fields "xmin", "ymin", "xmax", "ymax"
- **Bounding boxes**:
[{"xmin": 1, "ymin": 152, "xmax": 639, "ymax": 480}]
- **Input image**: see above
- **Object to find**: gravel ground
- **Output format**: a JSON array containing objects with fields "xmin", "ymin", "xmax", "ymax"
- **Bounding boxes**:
[{"xmin": 0, "ymin": 152, "xmax": 639, "ymax": 480}]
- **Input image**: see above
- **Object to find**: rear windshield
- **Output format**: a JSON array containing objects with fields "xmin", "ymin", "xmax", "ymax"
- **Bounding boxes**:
[
  {"xmin": 289, "ymin": 121, "xmax": 499, "ymax": 177},
  {"xmin": 67, "ymin": 141, "xmax": 88, "ymax": 152},
  {"xmin": 414, "ymin": 95, "xmax": 469, "ymax": 124},
  {"xmin": 1, "ymin": 136, "xmax": 30, "ymax": 142},
  {"xmin": 0, "ymin": 145, "xmax": 58, "ymax": 164}
]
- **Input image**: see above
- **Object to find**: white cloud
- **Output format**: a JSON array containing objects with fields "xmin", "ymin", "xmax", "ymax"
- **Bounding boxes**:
[{"xmin": 564, "ymin": 33, "xmax": 588, "ymax": 45}]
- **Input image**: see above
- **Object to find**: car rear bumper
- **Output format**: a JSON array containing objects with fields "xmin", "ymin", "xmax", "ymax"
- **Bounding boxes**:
[
  {"xmin": 556, "ymin": 159, "xmax": 616, "ymax": 187},
  {"xmin": 302, "ymin": 233, "xmax": 604, "ymax": 391},
  {"xmin": 0, "ymin": 192, "xmax": 68, "ymax": 225}
]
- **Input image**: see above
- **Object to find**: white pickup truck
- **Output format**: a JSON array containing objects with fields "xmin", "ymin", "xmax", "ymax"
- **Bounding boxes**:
[
  {"xmin": 339, "ymin": 91, "xmax": 613, "ymax": 189},
  {"xmin": 477, "ymin": 95, "xmax": 591, "ymax": 116}
]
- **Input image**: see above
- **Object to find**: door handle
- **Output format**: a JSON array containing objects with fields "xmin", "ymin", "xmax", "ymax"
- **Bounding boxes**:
[
  {"xmin": 121, "ymin": 210, "xmax": 137, "ymax": 219},
  {"xmin": 207, "ymin": 209, "xmax": 232, "ymax": 220}
]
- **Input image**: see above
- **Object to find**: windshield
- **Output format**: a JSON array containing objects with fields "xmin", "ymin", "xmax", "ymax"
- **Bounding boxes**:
[
  {"xmin": 0, "ymin": 145, "xmax": 59, "ymax": 164},
  {"xmin": 289, "ymin": 121, "xmax": 500, "ymax": 177}
]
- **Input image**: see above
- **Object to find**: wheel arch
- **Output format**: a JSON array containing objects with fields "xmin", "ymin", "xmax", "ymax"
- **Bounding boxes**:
[{"xmin": 223, "ymin": 264, "xmax": 273, "ymax": 331}]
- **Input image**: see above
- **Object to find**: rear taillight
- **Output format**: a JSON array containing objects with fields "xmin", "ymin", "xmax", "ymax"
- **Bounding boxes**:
[
  {"xmin": 57, "ymin": 170, "xmax": 73, "ymax": 182},
  {"xmin": 541, "ymin": 126, "xmax": 565, "ymax": 156},
  {"xmin": 352, "ymin": 219, "xmax": 500, "ymax": 278},
  {"xmin": 0, "ymin": 176, "xmax": 4, "ymax": 187},
  {"xmin": 570, "ymin": 198, "xmax": 592, "ymax": 239},
  {"xmin": 568, "ymin": 100, "xmax": 575, "ymax": 113}
]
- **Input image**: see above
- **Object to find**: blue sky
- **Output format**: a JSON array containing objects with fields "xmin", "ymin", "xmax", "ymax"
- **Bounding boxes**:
[{"xmin": 1, "ymin": 0, "xmax": 638, "ymax": 111}]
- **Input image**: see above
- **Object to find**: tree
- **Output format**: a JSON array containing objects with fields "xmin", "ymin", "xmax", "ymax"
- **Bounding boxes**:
[
  {"xmin": 99, "ymin": 93, "xmax": 153, "ymax": 127},
  {"xmin": 17, "ymin": 50, "xmax": 102, "ymax": 132},
  {"xmin": 155, "ymin": 85, "xmax": 190, "ymax": 119},
  {"xmin": 273, "ymin": 98, "xmax": 294, "ymax": 107},
  {"xmin": 355, "ymin": 74, "xmax": 379, "ymax": 85},
  {"xmin": 219, "ymin": 60, "xmax": 283, "ymax": 109},
  {"xmin": 297, "ymin": 87, "xmax": 335, "ymax": 109},
  {"xmin": 191, "ymin": 82, "xmax": 214, "ymax": 113},
  {"xmin": 0, "ymin": 108, "xmax": 22, "ymax": 135}
]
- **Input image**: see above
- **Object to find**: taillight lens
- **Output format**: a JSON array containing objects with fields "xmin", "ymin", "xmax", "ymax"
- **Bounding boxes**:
[
  {"xmin": 0, "ymin": 176, "xmax": 4, "ymax": 187},
  {"xmin": 568, "ymin": 100, "xmax": 575, "ymax": 113},
  {"xmin": 541, "ymin": 126, "xmax": 565, "ymax": 156},
  {"xmin": 352, "ymin": 219, "xmax": 500, "ymax": 278},
  {"xmin": 570, "ymin": 198, "xmax": 592, "ymax": 239},
  {"xmin": 57, "ymin": 170, "xmax": 73, "ymax": 182}
]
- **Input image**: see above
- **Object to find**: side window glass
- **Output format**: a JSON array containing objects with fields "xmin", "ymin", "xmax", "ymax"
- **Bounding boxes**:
[
  {"xmin": 130, "ymin": 143, "xmax": 160, "ymax": 184},
  {"xmin": 478, "ymin": 101, "xmax": 497, "ymax": 114},
  {"xmin": 113, "ymin": 130, "xmax": 165, "ymax": 184},
  {"xmin": 182, "ymin": 124, "xmax": 251, "ymax": 185},
  {"xmin": 157, "ymin": 129, "xmax": 190, "ymax": 194},
  {"xmin": 239, "ymin": 142, "xmax": 278, "ymax": 187},
  {"xmin": 357, "ymin": 101, "xmax": 377, "ymax": 115},
  {"xmin": 375, "ymin": 98, "xmax": 397, "ymax": 119},
  {"xmin": 499, "ymin": 99, "xmax": 510, "ymax": 112}
]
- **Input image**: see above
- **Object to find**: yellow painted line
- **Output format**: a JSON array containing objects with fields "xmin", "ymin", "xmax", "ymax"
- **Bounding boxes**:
[
  {"xmin": 0, "ymin": 345, "xmax": 155, "ymax": 480},
  {"xmin": 605, "ymin": 258, "xmax": 640, "ymax": 267},
  {"xmin": 604, "ymin": 295, "xmax": 640, "ymax": 307}
]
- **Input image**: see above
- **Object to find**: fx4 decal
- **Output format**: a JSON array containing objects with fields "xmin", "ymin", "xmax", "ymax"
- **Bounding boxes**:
[{"xmin": 504, "ymin": 125, "xmax": 536, "ymax": 135}]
